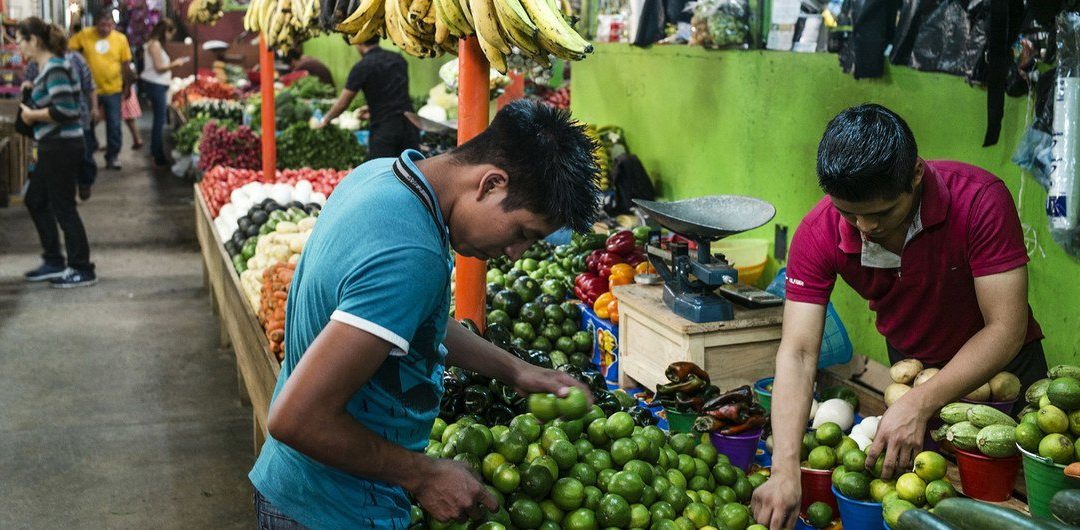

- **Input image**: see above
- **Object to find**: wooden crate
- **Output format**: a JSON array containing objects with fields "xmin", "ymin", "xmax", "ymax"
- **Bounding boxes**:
[
  {"xmin": 0, "ymin": 102, "xmax": 32, "ymax": 207},
  {"xmin": 614, "ymin": 284, "xmax": 783, "ymax": 392},
  {"xmin": 194, "ymin": 186, "xmax": 281, "ymax": 453}
]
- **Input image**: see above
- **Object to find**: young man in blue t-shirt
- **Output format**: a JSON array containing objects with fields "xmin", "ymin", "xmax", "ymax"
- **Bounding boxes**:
[{"xmin": 249, "ymin": 101, "xmax": 604, "ymax": 529}]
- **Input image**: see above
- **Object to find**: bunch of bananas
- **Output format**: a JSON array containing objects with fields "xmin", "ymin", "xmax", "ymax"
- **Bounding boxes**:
[
  {"xmin": 324, "ymin": 0, "xmax": 592, "ymax": 73},
  {"xmin": 583, "ymin": 124, "xmax": 610, "ymax": 190},
  {"xmin": 188, "ymin": 0, "xmax": 225, "ymax": 25},
  {"xmin": 244, "ymin": 0, "xmax": 323, "ymax": 50}
]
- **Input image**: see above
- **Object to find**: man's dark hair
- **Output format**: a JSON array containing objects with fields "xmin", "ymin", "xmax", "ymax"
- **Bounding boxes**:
[
  {"xmin": 94, "ymin": 7, "xmax": 112, "ymax": 23},
  {"xmin": 817, "ymin": 103, "xmax": 919, "ymax": 202},
  {"xmin": 364, "ymin": 36, "xmax": 380, "ymax": 46},
  {"xmin": 284, "ymin": 48, "xmax": 302, "ymax": 62},
  {"xmin": 452, "ymin": 100, "xmax": 602, "ymax": 233}
]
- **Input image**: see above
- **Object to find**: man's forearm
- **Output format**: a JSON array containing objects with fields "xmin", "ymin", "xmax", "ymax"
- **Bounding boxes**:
[
  {"xmin": 323, "ymin": 93, "xmax": 353, "ymax": 124},
  {"xmin": 444, "ymin": 317, "xmax": 527, "ymax": 385},
  {"xmin": 904, "ymin": 322, "xmax": 1025, "ymax": 414},
  {"xmin": 770, "ymin": 346, "xmax": 818, "ymax": 477}
]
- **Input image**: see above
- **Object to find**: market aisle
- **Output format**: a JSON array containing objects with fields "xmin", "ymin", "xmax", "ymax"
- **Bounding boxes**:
[{"xmin": 0, "ymin": 125, "xmax": 254, "ymax": 528}]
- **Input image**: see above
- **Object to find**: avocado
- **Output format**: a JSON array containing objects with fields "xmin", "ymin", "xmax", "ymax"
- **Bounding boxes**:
[{"xmin": 250, "ymin": 210, "xmax": 269, "ymax": 225}]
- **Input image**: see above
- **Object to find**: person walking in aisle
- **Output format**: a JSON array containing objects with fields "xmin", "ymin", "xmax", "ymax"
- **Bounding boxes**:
[
  {"xmin": 24, "ymin": 48, "xmax": 97, "ymax": 200},
  {"xmin": 249, "ymin": 101, "xmax": 602, "ymax": 528},
  {"xmin": 17, "ymin": 18, "xmax": 97, "ymax": 288},
  {"xmin": 121, "ymin": 63, "xmax": 143, "ymax": 150},
  {"xmin": 69, "ymin": 7, "xmax": 133, "ymax": 171},
  {"xmin": 141, "ymin": 18, "xmax": 186, "ymax": 169},
  {"xmin": 314, "ymin": 37, "xmax": 419, "ymax": 160}
]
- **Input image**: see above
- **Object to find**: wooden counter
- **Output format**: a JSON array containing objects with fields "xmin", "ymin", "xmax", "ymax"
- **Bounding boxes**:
[
  {"xmin": 614, "ymin": 283, "xmax": 784, "ymax": 392},
  {"xmin": 194, "ymin": 186, "xmax": 280, "ymax": 453}
]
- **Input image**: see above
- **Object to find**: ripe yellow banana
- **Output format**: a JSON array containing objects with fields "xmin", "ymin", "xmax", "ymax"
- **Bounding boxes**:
[
  {"xmin": 336, "ymin": 0, "xmax": 382, "ymax": 33},
  {"xmin": 519, "ymin": 0, "xmax": 590, "ymax": 59},
  {"xmin": 476, "ymin": 31, "xmax": 508, "ymax": 73},
  {"xmin": 467, "ymin": 0, "xmax": 511, "ymax": 55},
  {"xmin": 435, "ymin": 0, "xmax": 472, "ymax": 36},
  {"xmin": 492, "ymin": 0, "xmax": 540, "ymax": 56},
  {"xmin": 350, "ymin": 3, "xmax": 386, "ymax": 43},
  {"xmin": 408, "ymin": 0, "xmax": 432, "ymax": 23}
]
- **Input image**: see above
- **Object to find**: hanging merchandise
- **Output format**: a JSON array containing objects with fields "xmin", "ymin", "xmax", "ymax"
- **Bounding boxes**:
[
  {"xmin": 244, "ymin": 0, "xmax": 323, "ymax": 50},
  {"xmin": 123, "ymin": 0, "xmax": 162, "ymax": 47},
  {"xmin": 838, "ymin": 0, "xmax": 900, "ymax": 79},
  {"xmin": 765, "ymin": 0, "xmax": 800, "ymax": 50},
  {"xmin": 687, "ymin": 0, "xmax": 750, "ymax": 48},
  {"xmin": 1047, "ymin": 11, "xmax": 1079, "ymax": 257},
  {"xmin": 309, "ymin": 0, "xmax": 594, "ymax": 73}
]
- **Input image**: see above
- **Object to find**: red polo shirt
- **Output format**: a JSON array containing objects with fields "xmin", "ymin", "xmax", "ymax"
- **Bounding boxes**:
[{"xmin": 786, "ymin": 161, "xmax": 1043, "ymax": 365}]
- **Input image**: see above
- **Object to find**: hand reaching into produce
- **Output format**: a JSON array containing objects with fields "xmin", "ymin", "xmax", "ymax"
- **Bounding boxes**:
[
  {"xmin": 511, "ymin": 362, "xmax": 592, "ymax": 403},
  {"xmin": 865, "ymin": 394, "xmax": 930, "ymax": 480},
  {"xmin": 410, "ymin": 458, "xmax": 498, "ymax": 522},
  {"xmin": 750, "ymin": 471, "xmax": 800, "ymax": 530},
  {"xmin": 311, "ymin": 118, "xmax": 326, "ymax": 130}
]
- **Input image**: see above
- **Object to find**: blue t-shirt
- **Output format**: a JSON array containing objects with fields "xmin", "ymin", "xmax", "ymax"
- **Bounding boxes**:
[{"xmin": 249, "ymin": 151, "xmax": 452, "ymax": 529}]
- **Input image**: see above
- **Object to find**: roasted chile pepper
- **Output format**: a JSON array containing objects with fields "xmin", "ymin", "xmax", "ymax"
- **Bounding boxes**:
[
  {"xmin": 676, "ymin": 393, "xmax": 705, "ymax": 413},
  {"xmin": 701, "ymin": 385, "xmax": 753, "ymax": 411},
  {"xmin": 439, "ymin": 394, "xmax": 463, "ymax": 421},
  {"xmin": 459, "ymin": 318, "xmax": 482, "ymax": 336},
  {"xmin": 606, "ymin": 230, "xmax": 636, "ymax": 255},
  {"xmin": 484, "ymin": 402, "xmax": 515, "ymax": 426},
  {"xmin": 703, "ymin": 403, "xmax": 744, "ymax": 423},
  {"xmin": 665, "ymin": 362, "xmax": 711, "ymax": 384},
  {"xmin": 719, "ymin": 415, "xmax": 768, "ymax": 436},
  {"xmin": 630, "ymin": 406, "xmax": 659, "ymax": 426},
  {"xmin": 484, "ymin": 323, "xmax": 512, "ymax": 350},
  {"xmin": 693, "ymin": 415, "xmax": 725, "ymax": 433},
  {"xmin": 656, "ymin": 374, "xmax": 707, "ymax": 396},
  {"xmin": 462, "ymin": 384, "xmax": 493, "ymax": 415},
  {"xmin": 596, "ymin": 391, "xmax": 622, "ymax": 415}
]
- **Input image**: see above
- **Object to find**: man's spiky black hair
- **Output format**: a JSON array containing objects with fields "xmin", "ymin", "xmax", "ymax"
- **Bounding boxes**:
[
  {"xmin": 452, "ymin": 100, "xmax": 602, "ymax": 233},
  {"xmin": 817, "ymin": 103, "xmax": 919, "ymax": 202}
]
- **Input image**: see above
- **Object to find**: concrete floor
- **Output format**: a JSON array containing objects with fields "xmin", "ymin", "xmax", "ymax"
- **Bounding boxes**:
[{"xmin": 0, "ymin": 123, "xmax": 254, "ymax": 528}]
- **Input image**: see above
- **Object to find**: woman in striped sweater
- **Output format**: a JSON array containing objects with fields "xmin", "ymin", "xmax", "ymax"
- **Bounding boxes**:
[{"xmin": 17, "ymin": 17, "xmax": 96, "ymax": 288}]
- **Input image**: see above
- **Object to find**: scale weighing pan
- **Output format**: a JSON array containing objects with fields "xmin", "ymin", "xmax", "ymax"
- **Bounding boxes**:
[
  {"xmin": 633, "ymin": 196, "xmax": 776, "ymax": 240},
  {"xmin": 405, "ymin": 112, "xmax": 458, "ymax": 135}
]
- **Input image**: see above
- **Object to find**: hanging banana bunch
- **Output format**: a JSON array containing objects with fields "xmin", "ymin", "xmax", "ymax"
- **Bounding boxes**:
[
  {"xmin": 245, "ymin": 0, "xmax": 323, "ymax": 50},
  {"xmin": 320, "ymin": 0, "xmax": 591, "ymax": 73},
  {"xmin": 188, "ymin": 0, "xmax": 225, "ymax": 25}
]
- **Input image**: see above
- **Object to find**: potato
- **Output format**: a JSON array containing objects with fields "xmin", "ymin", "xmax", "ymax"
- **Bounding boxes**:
[
  {"xmin": 913, "ymin": 368, "xmax": 940, "ymax": 387},
  {"xmin": 890, "ymin": 359, "xmax": 924, "ymax": 385},
  {"xmin": 989, "ymin": 371, "xmax": 1022, "ymax": 401},
  {"xmin": 885, "ymin": 383, "xmax": 912, "ymax": 407},
  {"xmin": 965, "ymin": 381, "xmax": 992, "ymax": 402}
]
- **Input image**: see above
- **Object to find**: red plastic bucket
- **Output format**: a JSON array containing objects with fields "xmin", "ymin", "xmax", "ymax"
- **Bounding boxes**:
[
  {"xmin": 953, "ymin": 447, "xmax": 1021, "ymax": 502},
  {"xmin": 800, "ymin": 467, "xmax": 838, "ymax": 515}
]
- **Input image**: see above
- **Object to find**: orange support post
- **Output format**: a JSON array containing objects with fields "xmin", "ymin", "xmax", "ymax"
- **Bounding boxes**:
[
  {"xmin": 259, "ymin": 36, "xmax": 276, "ymax": 182},
  {"xmin": 454, "ymin": 37, "xmax": 491, "ymax": 330},
  {"xmin": 496, "ymin": 73, "xmax": 525, "ymax": 110}
]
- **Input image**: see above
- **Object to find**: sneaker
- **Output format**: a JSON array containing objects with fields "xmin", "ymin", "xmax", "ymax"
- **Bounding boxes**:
[
  {"xmin": 49, "ymin": 268, "xmax": 98, "ymax": 288},
  {"xmin": 25, "ymin": 263, "xmax": 67, "ymax": 282},
  {"xmin": 105, "ymin": 161, "xmax": 122, "ymax": 171},
  {"xmin": 78, "ymin": 185, "xmax": 92, "ymax": 201}
]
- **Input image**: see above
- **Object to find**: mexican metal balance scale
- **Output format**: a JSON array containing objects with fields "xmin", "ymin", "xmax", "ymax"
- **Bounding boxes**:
[{"xmin": 634, "ymin": 196, "xmax": 782, "ymax": 323}]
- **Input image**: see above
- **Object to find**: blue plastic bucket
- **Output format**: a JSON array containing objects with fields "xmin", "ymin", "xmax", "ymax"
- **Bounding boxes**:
[{"xmin": 831, "ymin": 485, "xmax": 885, "ymax": 530}]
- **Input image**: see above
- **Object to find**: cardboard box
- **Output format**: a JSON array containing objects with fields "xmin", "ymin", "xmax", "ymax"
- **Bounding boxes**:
[{"xmin": 581, "ymin": 305, "xmax": 619, "ymax": 388}]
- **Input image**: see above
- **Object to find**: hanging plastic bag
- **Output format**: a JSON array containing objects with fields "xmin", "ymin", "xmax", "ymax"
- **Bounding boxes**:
[
  {"xmin": 687, "ymin": 0, "xmax": 750, "ymax": 48},
  {"xmin": 766, "ymin": 268, "xmax": 854, "ymax": 369},
  {"xmin": 906, "ymin": 0, "xmax": 988, "ymax": 79},
  {"xmin": 1047, "ymin": 11, "xmax": 1080, "ymax": 258},
  {"xmin": 1012, "ymin": 127, "xmax": 1054, "ymax": 190}
]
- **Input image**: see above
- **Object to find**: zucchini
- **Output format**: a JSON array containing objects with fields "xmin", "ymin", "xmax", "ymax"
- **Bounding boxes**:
[
  {"xmin": 933, "ymin": 498, "xmax": 1050, "ymax": 530},
  {"xmin": 940, "ymin": 403, "xmax": 973, "ymax": 424},
  {"xmin": 896, "ymin": 508, "xmax": 958, "ymax": 530},
  {"xmin": 967, "ymin": 404, "xmax": 1017, "ymax": 428},
  {"xmin": 1050, "ymin": 489, "xmax": 1080, "ymax": 526}
]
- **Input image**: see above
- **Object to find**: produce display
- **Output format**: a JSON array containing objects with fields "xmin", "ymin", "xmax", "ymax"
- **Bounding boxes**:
[
  {"xmin": 276, "ymin": 122, "xmax": 367, "ymax": 170},
  {"xmin": 896, "ymin": 496, "xmax": 1071, "ymax": 530},
  {"xmin": 439, "ymin": 321, "xmax": 657, "ymax": 427},
  {"xmin": 239, "ymin": 212, "xmax": 317, "ymax": 310},
  {"xmin": 174, "ymin": 116, "xmax": 221, "ymax": 156},
  {"xmin": 934, "ymin": 402, "xmax": 1018, "ymax": 458},
  {"xmin": 573, "ymin": 229, "xmax": 651, "ymax": 320},
  {"xmin": 197, "ymin": 122, "xmax": 262, "ymax": 171},
  {"xmin": 886, "ymin": 359, "xmax": 1021, "ymax": 406},
  {"xmin": 171, "ymin": 76, "xmax": 237, "ymax": 108},
  {"xmin": 259, "ymin": 262, "xmax": 296, "ymax": 360},
  {"xmin": 188, "ymin": 0, "xmax": 225, "ymax": 25},
  {"xmin": 200, "ymin": 166, "xmax": 343, "ymax": 219},
  {"xmin": 186, "ymin": 98, "xmax": 245, "ymax": 123},
  {"xmin": 417, "ymin": 406, "xmax": 773, "ymax": 529},
  {"xmin": 1013, "ymin": 363, "xmax": 1080, "ymax": 465},
  {"xmin": 286, "ymin": 75, "xmax": 337, "ymax": 99},
  {"xmin": 244, "ymin": 0, "xmax": 323, "ymax": 50},
  {"xmin": 318, "ymin": 0, "xmax": 593, "ymax": 73}
]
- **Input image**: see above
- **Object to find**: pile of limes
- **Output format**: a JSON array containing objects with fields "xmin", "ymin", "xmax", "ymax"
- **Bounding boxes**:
[
  {"xmin": 418, "ymin": 406, "xmax": 773, "ymax": 529},
  {"xmin": 1016, "ymin": 364, "xmax": 1080, "ymax": 465}
]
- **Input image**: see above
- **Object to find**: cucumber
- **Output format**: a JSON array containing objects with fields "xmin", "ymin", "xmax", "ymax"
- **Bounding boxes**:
[
  {"xmin": 946, "ymin": 421, "xmax": 979, "ymax": 451},
  {"xmin": 940, "ymin": 403, "xmax": 974, "ymax": 424},
  {"xmin": 967, "ymin": 404, "xmax": 1017, "ymax": 428},
  {"xmin": 976, "ymin": 424, "xmax": 1018, "ymax": 458},
  {"xmin": 933, "ymin": 498, "xmax": 1051, "ymax": 530},
  {"xmin": 896, "ymin": 508, "xmax": 958, "ymax": 530},
  {"xmin": 1050, "ymin": 489, "xmax": 1080, "ymax": 526}
]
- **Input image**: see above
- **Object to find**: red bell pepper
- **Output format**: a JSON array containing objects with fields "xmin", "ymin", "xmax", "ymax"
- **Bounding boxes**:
[
  {"xmin": 585, "ymin": 249, "xmax": 605, "ymax": 274},
  {"xmin": 598, "ymin": 252, "xmax": 624, "ymax": 278},
  {"xmin": 574, "ymin": 272, "xmax": 608, "ymax": 305},
  {"xmin": 606, "ymin": 231, "xmax": 636, "ymax": 255}
]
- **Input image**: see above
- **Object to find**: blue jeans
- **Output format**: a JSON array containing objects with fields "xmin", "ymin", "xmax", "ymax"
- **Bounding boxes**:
[
  {"xmin": 142, "ymin": 80, "xmax": 169, "ymax": 165},
  {"xmin": 254, "ymin": 490, "xmax": 309, "ymax": 530},
  {"xmin": 81, "ymin": 127, "xmax": 97, "ymax": 187},
  {"xmin": 97, "ymin": 93, "xmax": 122, "ymax": 164}
]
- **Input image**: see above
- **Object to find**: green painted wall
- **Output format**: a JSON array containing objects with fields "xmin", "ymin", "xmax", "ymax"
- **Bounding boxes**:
[
  {"xmin": 303, "ymin": 35, "xmax": 453, "ymax": 101},
  {"xmin": 571, "ymin": 44, "xmax": 1080, "ymax": 369}
]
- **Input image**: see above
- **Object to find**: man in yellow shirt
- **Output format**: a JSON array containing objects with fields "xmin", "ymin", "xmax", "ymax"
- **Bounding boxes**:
[{"xmin": 70, "ymin": 8, "xmax": 133, "ymax": 170}]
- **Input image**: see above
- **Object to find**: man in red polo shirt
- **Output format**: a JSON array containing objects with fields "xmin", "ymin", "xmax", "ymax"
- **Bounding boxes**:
[{"xmin": 751, "ymin": 104, "xmax": 1045, "ymax": 529}]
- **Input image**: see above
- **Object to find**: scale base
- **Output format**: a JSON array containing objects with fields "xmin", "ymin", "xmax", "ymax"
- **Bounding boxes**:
[{"xmin": 663, "ymin": 284, "xmax": 735, "ymax": 323}]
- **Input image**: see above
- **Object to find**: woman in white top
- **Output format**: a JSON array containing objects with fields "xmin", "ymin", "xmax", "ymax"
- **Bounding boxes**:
[{"xmin": 140, "ymin": 18, "xmax": 188, "ymax": 168}]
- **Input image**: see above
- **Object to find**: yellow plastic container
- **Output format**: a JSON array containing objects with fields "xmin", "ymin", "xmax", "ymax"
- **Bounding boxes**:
[{"xmin": 712, "ymin": 239, "xmax": 769, "ymax": 285}]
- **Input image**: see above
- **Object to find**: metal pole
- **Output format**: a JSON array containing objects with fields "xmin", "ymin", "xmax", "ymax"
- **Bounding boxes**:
[
  {"xmin": 259, "ymin": 35, "xmax": 276, "ymax": 183},
  {"xmin": 453, "ymin": 36, "xmax": 490, "ymax": 330}
]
